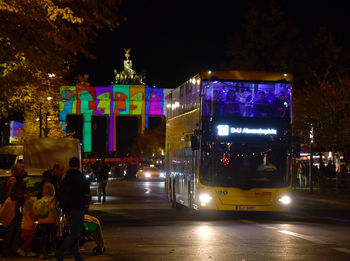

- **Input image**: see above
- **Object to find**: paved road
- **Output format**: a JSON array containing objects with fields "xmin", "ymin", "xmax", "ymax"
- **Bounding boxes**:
[{"xmin": 4, "ymin": 180, "xmax": 350, "ymax": 260}]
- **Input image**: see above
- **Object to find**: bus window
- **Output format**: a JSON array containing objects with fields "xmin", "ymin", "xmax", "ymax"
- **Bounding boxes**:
[{"xmin": 201, "ymin": 81, "xmax": 291, "ymax": 118}]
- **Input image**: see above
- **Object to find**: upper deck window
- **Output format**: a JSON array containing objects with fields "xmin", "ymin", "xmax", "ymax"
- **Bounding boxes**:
[{"xmin": 202, "ymin": 80, "xmax": 291, "ymax": 118}]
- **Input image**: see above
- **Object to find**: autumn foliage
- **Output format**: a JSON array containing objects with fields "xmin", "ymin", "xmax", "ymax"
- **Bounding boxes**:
[{"xmin": 0, "ymin": 0, "xmax": 124, "ymax": 138}]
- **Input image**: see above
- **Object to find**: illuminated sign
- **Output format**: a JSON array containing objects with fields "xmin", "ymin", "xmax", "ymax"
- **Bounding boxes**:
[
  {"xmin": 217, "ymin": 125, "xmax": 277, "ymax": 136},
  {"xmin": 10, "ymin": 121, "xmax": 24, "ymax": 143}
]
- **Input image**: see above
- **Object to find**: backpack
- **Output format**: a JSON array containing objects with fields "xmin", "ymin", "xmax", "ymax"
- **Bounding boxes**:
[{"xmin": 33, "ymin": 197, "xmax": 53, "ymax": 218}]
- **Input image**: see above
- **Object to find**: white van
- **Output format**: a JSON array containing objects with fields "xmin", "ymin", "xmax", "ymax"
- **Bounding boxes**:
[{"xmin": 0, "ymin": 145, "xmax": 23, "ymax": 176}]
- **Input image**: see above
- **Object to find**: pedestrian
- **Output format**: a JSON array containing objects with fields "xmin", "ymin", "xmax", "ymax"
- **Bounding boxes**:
[
  {"xmin": 297, "ymin": 161, "xmax": 303, "ymax": 187},
  {"xmin": 38, "ymin": 163, "xmax": 65, "ymax": 201},
  {"xmin": 16, "ymin": 194, "xmax": 37, "ymax": 257},
  {"xmin": 319, "ymin": 161, "xmax": 327, "ymax": 194},
  {"xmin": 37, "ymin": 182, "xmax": 58, "ymax": 259},
  {"xmin": 326, "ymin": 160, "xmax": 336, "ymax": 190},
  {"xmin": 2, "ymin": 163, "xmax": 26, "ymax": 257},
  {"xmin": 339, "ymin": 163, "xmax": 348, "ymax": 189},
  {"xmin": 302, "ymin": 162, "xmax": 309, "ymax": 187},
  {"xmin": 56, "ymin": 157, "xmax": 91, "ymax": 261},
  {"xmin": 93, "ymin": 158, "xmax": 109, "ymax": 203}
]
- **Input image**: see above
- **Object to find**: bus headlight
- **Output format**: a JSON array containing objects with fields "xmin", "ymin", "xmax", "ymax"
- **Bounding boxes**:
[
  {"xmin": 278, "ymin": 195, "xmax": 291, "ymax": 205},
  {"xmin": 145, "ymin": 172, "xmax": 151, "ymax": 178},
  {"xmin": 199, "ymin": 193, "xmax": 212, "ymax": 206}
]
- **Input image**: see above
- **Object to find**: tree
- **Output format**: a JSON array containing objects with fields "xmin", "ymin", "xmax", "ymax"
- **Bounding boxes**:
[
  {"xmin": 131, "ymin": 121, "xmax": 165, "ymax": 159},
  {"xmin": 226, "ymin": 1, "xmax": 350, "ymax": 163},
  {"xmin": 227, "ymin": 1, "xmax": 300, "ymax": 74},
  {"xmin": 294, "ymin": 71, "xmax": 350, "ymax": 161},
  {"xmin": 0, "ymin": 0, "xmax": 125, "ymax": 137}
]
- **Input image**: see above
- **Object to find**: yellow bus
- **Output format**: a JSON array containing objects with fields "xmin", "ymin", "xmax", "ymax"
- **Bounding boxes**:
[{"xmin": 165, "ymin": 70, "xmax": 294, "ymax": 212}]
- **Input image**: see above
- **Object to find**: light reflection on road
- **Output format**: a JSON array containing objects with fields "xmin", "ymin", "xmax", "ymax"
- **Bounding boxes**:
[{"xmin": 196, "ymin": 224, "xmax": 214, "ymax": 241}]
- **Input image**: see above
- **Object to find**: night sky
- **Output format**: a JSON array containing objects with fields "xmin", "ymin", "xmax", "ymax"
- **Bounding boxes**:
[{"xmin": 73, "ymin": 0, "xmax": 350, "ymax": 89}]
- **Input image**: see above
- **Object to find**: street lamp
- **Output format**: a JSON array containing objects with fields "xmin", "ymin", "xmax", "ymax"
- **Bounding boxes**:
[
  {"xmin": 309, "ymin": 124, "xmax": 314, "ymax": 192},
  {"xmin": 38, "ymin": 96, "xmax": 53, "ymax": 138}
]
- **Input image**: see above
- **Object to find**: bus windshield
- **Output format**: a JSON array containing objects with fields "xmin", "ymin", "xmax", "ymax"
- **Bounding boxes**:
[
  {"xmin": 199, "ymin": 141, "xmax": 289, "ymax": 189},
  {"xmin": 202, "ymin": 80, "xmax": 291, "ymax": 118}
]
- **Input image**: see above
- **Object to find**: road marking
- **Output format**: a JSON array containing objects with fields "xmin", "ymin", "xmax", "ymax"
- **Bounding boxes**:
[
  {"xmin": 241, "ymin": 220, "xmax": 331, "ymax": 245},
  {"xmin": 256, "ymin": 224, "xmax": 277, "ymax": 230},
  {"xmin": 277, "ymin": 230, "xmax": 327, "ymax": 244},
  {"xmin": 333, "ymin": 248, "xmax": 350, "ymax": 254}
]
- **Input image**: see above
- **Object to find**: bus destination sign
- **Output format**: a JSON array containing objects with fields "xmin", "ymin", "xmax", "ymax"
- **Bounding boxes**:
[{"xmin": 217, "ymin": 124, "xmax": 277, "ymax": 136}]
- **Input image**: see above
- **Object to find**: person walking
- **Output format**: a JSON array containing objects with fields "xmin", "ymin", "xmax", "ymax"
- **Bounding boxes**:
[
  {"xmin": 55, "ymin": 157, "xmax": 91, "ymax": 261},
  {"xmin": 2, "ymin": 163, "xmax": 26, "ymax": 257},
  {"xmin": 94, "ymin": 158, "xmax": 109, "ymax": 203}
]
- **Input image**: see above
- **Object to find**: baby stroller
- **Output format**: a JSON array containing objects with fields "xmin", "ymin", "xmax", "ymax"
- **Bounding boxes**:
[
  {"xmin": 80, "ymin": 214, "xmax": 106, "ymax": 255},
  {"xmin": 57, "ymin": 212, "xmax": 106, "ymax": 255}
]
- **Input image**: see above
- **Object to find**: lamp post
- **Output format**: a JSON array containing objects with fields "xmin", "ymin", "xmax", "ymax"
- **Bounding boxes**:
[
  {"xmin": 38, "ymin": 96, "xmax": 52, "ymax": 138},
  {"xmin": 309, "ymin": 124, "xmax": 314, "ymax": 193},
  {"xmin": 39, "ymin": 103, "xmax": 42, "ymax": 138}
]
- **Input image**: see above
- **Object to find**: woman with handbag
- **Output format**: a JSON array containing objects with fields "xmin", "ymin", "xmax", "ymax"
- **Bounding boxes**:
[{"xmin": 1, "ymin": 163, "xmax": 26, "ymax": 257}]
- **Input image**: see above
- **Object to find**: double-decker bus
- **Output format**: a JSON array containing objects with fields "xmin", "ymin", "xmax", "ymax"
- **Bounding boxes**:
[{"xmin": 165, "ymin": 70, "xmax": 294, "ymax": 212}]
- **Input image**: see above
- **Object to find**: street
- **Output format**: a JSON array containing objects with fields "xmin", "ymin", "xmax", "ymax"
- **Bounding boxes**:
[
  {"xmin": 88, "ymin": 181, "xmax": 350, "ymax": 261},
  {"xmin": 5, "ymin": 180, "xmax": 350, "ymax": 261}
]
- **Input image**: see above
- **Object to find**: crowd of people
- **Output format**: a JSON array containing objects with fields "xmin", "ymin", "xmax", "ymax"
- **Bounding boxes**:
[
  {"xmin": 203, "ymin": 88, "xmax": 290, "ymax": 118},
  {"xmin": 295, "ymin": 160, "xmax": 350, "ymax": 192},
  {"xmin": 0, "ymin": 157, "xmax": 106, "ymax": 260}
]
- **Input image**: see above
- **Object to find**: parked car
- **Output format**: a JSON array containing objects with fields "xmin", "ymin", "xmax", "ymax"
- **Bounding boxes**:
[{"xmin": 136, "ymin": 166, "xmax": 165, "ymax": 181}]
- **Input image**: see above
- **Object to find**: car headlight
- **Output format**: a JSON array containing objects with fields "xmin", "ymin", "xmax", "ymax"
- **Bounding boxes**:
[
  {"xmin": 160, "ymin": 172, "xmax": 165, "ymax": 178},
  {"xmin": 278, "ymin": 195, "xmax": 291, "ymax": 205},
  {"xmin": 85, "ymin": 174, "xmax": 90, "ymax": 179},
  {"xmin": 199, "ymin": 193, "xmax": 212, "ymax": 206},
  {"xmin": 145, "ymin": 172, "xmax": 151, "ymax": 178}
]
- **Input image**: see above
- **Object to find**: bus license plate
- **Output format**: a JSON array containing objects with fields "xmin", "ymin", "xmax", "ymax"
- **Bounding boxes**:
[{"xmin": 236, "ymin": 205, "xmax": 255, "ymax": 211}]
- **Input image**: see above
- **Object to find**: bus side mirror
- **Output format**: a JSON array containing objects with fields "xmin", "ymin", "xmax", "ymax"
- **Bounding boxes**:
[{"xmin": 191, "ymin": 135, "xmax": 199, "ymax": 151}]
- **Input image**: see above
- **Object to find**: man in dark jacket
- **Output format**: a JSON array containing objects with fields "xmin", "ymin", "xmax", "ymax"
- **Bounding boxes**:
[
  {"xmin": 37, "ymin": 163, "xmax": 64, "ymax": 201},
  {"xmin": 55, "ymin": 157, "xmax": 91, "ymax": 261},
  {"xmin": 92, "ymin": 158, "xmax": 109, "ymax": 203}
]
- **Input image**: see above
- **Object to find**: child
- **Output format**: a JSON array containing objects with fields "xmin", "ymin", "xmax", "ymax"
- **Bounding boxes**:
[
  {"xmin": 17, "ymin": 194, "xmax": 37, "ymax": 257},
  {"xmin": 37, "ymin": 182, "xmax": 58, "ymax": 259}
]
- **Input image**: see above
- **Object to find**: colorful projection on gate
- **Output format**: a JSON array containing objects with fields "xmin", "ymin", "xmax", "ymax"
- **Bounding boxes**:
[{"xmin": 59, "ymin": 85, "xmax": 170, "ymax": 152}]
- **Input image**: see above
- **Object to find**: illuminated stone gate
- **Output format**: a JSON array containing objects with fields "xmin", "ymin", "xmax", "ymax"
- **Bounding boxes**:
[{"xmin": 58, "ymin": 50, "xmax": 171, "ymax": 153}]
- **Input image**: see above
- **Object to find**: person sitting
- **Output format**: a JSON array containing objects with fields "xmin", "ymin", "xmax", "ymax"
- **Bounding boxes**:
[
  {"xmin": 251, "ymin": 90, "xmax": 272, "ymax": 117},
  {"xmin": 224, "ymin": 90, "xmax": 241, "ymax": 116},
  {"xmin": 203, "ymin": 90, "xmax": 223, "ymax": 116},
  {"xmin": 271, "ymin": 91, "xmax": 290, "ymax": 117}
]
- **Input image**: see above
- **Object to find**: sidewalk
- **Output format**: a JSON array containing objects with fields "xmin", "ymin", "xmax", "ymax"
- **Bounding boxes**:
[{"xmin": 292, "ymin": 187, "xmax": 350, "ymax": 207}]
